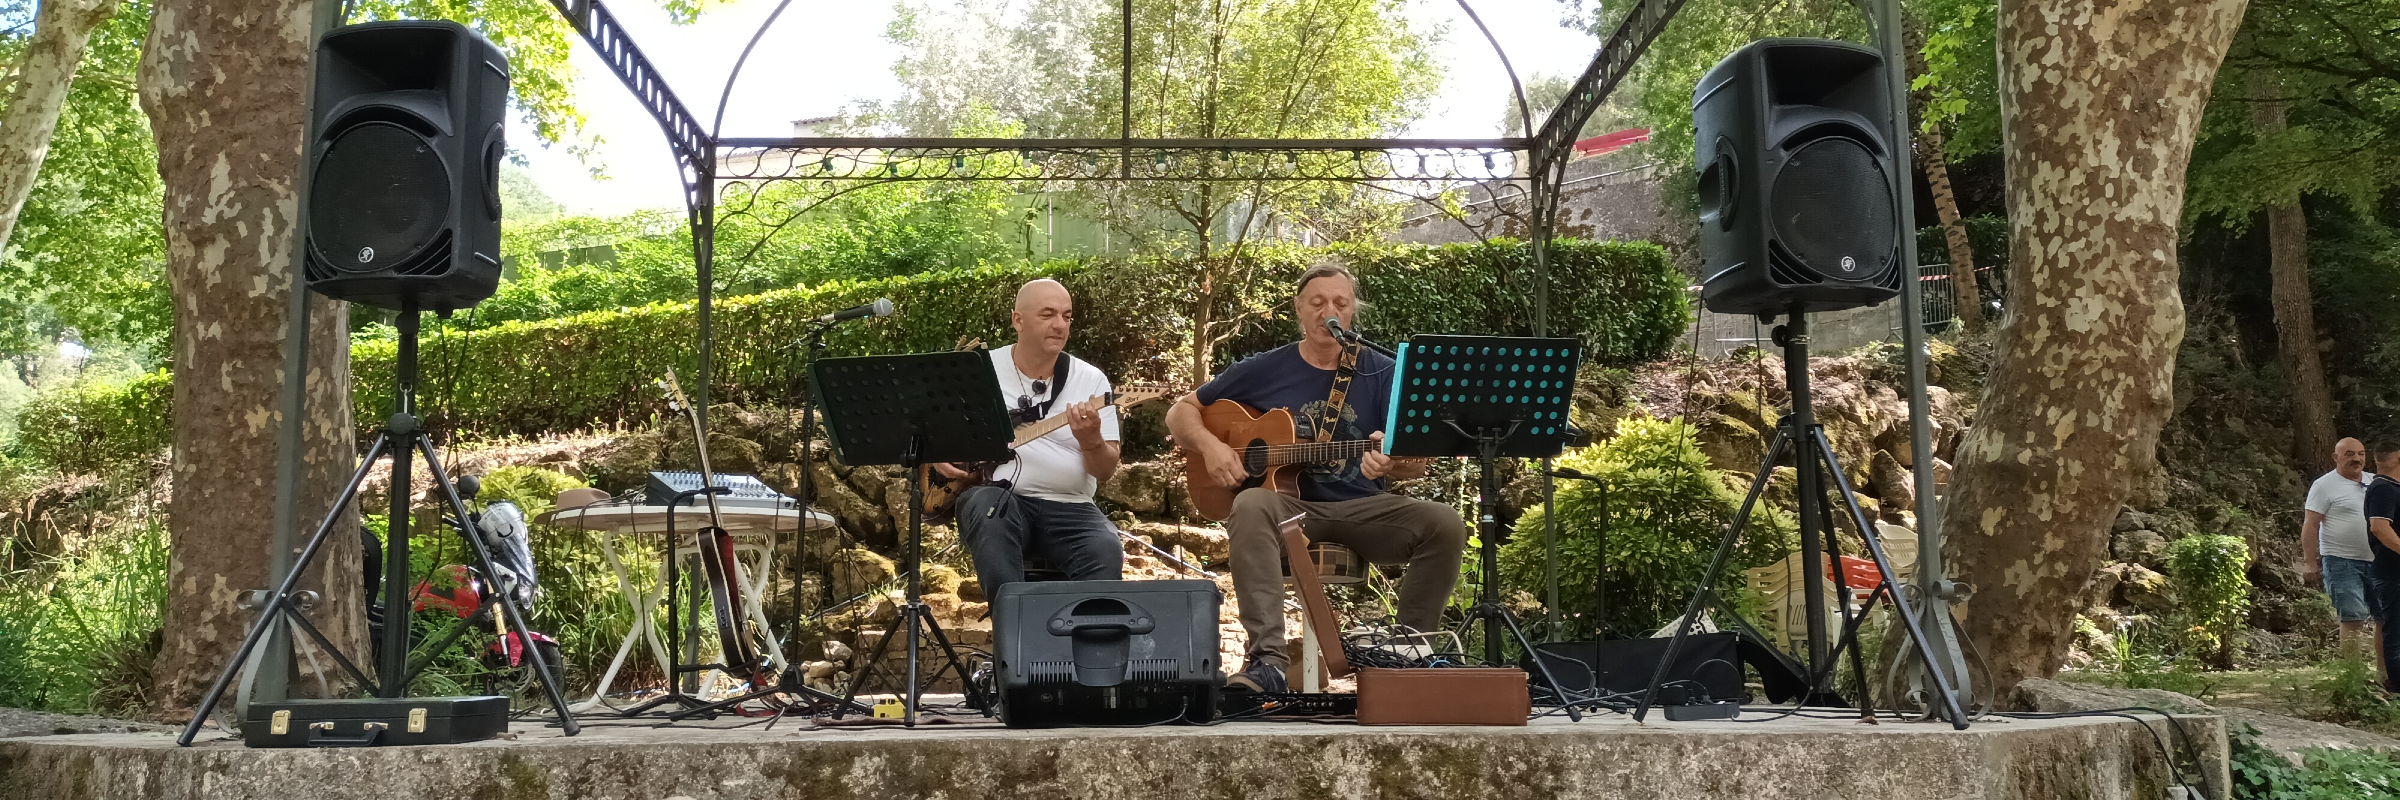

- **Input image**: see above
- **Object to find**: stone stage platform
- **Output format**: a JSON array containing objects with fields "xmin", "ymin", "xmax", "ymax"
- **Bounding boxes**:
[{"xmin": 0, "ymin": 708, "xmax": 2227, "ymax": 800}]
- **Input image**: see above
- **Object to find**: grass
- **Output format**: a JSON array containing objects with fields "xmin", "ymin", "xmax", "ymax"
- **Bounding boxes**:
[{"xmin": 0, "ymin": 521, "xmax": 168, "ymax": 716}]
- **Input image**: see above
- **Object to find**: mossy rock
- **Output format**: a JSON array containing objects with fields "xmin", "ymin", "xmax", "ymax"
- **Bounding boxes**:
[
  {"xmin": 829, "ymin": 547, "xmax": 897, "ymax": 598},
  {"xmin": 922, "ymin": 564, "xmax": 963, "ymax": 595}
]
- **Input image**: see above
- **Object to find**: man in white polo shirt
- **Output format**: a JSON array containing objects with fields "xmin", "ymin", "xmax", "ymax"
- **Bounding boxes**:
[
  {"xmin": 2304, "ymin": 437, "xmax": 2379, "ymax": 676},
  {"xmin": 941, "ymin": 279, "xmax": 1123, "ymax": 593}
]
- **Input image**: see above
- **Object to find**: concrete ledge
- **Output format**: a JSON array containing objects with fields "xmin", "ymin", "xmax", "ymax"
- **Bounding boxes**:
[{"xmin": 0, "ymin": 712, "xmax": 2224, "ymax": 800}]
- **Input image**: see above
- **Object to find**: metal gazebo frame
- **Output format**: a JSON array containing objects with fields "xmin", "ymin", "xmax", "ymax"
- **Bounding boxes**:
[{"xmin": 254, "ymin": 0, "xmax": 1970, "ymax": 722}]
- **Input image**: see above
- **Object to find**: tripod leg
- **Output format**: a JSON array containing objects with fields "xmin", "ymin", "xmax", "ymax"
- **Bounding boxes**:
[
  {"xmin": 914, "ymin": 607, "xmax": 991, "ymax": 715},
  {"xmin": 836, "ymin": 611, "xmax": 905, "ymax": 719},
  {"xmin": 1807, "ymin": 466, "xmax": 1872, "ymax": 714},
  {"xmin": 1635, "ymin": 426, "xmax": 1792, "ymax": 723},
  {"xmin": 419, "ymin": 437, "xmax": 581, "ymax": 736},
  {"xmin": 1809, "ymin": 426, "xmax": 1969, "ymax": 728},
  {"xmin": 1491, "ymin": 606, "xmax": 1579, "ymax": 721},
  {"xmin": 176, "ymin": 432, "xmax": 394, "ymax": 747}
]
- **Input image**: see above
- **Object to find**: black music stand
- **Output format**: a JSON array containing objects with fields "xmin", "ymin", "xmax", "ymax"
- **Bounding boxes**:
[
  {"xmin": 1387, "ymin": 335, "xmax": 1583, "ymax": 721},
  {"xmin": 812, "ymin": 350, "xmax": 1014, "ymax": 726}
]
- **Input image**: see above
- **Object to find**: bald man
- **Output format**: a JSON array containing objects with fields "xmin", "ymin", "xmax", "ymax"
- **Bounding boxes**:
[
  {"xmin": 2305, "ymin": 437, "xmax": 2381, "ymax": 672},
  {"xmin": 942, "ymin": 279, "xmax": 1124, "ymax": 593}
]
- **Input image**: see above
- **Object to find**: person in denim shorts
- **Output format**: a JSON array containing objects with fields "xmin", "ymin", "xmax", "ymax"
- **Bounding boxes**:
[{"xmin": 2306, "ymin": 438, "xmax": 2380, "ymax": 680}]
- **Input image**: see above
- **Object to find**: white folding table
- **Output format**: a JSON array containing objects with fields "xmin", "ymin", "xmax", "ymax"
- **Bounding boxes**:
[{"xmin": 538, "ymin": 500, "xmax": 835, "ymax": 712}]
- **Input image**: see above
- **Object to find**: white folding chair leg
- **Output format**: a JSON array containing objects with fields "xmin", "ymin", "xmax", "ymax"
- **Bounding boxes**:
[{"xmin": 1297, "ymin": 612, "xmax": 1322, "ymax": 693}]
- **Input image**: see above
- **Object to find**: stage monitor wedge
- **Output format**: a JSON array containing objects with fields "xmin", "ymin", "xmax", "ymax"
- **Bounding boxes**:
[
  {"xmin": 1692, "ymin": 38, "xmax": 1903, "ymax": 316},
  {"xmin": 303, "ymin": 20, "xmax": 509, "ymax": 313}
]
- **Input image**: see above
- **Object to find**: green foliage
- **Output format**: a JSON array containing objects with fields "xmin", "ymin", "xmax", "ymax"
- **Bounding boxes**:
[
  {"xmin": 1907, "ymin": 0, "xmax": 2001, "ymax": 158},
  {"xmin": 8, "ymin": 370, "xmax": 170, "ymax": 474},
  {"xmin": 11, "ymin": 240, "xmax": 1686, "ymax": 465},
  {"xmin": 2188, "ymin": 0, "xmax": 2400, "ymax": 228},
  {"xmin": 1495, "ymin": 416, "xmax": 1793, "ymax": 639},
  {"xmin": 0, "ymin": 521, "xmax": 168, "ymax": 715},
  {"xmin": 2164, "ymin": 533, "xmax": 2252, "ymax": 662},
  {"xmin": 2099, "ymin": 618, "xmax": 2219, "ymax": 699},
  {"xmin": 1622, "ymin": 0, "xmax": 1869, "ymax": 213},
  {"xmin": 471, "ymin": 177, "xmax": 1028, "ymax": 328},
  {"xmin": 0, "ymin": 3, "xmax": 168, "ymax": 360},
  {"xmin": 2311, "ymin": 647, "xmax": 2400, "ymax": 726},
  {"xmin": 2231, "ymin": 723, "xmax": 2400, "ymax": 800},
  {"xmin": 1220, "ymin": 239, "xmax": 1692, "ymax": 370}
]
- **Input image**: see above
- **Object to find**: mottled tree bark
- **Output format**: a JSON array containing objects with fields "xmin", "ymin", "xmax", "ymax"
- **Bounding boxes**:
[
  {"xmin": 2249, "ymin": 78, "xmax": 2335, "ymax": 474},
  {"xmin": 141, "ymin": 0, "xmax": 364, "ymax": 715},
  {"xmin": 1944, "ymin": 0, "xmax": 2247, "ymax": 693},
  {"xmin": 1901, "ymin": 18, "xmax": 1985, "ymax": 333},
  {"xmin": 0, "ymin": 0, "xmax": 122, "ymax": 255}
]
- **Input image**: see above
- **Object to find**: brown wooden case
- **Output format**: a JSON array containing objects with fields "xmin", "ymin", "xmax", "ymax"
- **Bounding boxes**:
[{"xmin": 1355, "ymin": 668, "xmax": 1530, "ymax": 726}]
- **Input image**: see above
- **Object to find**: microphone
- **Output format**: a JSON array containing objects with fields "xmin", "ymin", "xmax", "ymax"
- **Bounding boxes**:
[
  {"xmin": 1549, "ymin": 467, "xmax": 1604, "ymax": 483},
  {"xmin": 1324, "ymin": 317, "xmax": 1359, "ymax": 344},
  {"xmin": 817, "ymin": 297, "xmax": 894, "ymax": 324}
]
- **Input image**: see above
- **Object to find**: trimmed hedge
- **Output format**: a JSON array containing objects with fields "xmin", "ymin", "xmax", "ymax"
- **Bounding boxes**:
[
  {"xmin": 13, "ymin": 239, "xmax": 1687, "ymax": 467},
  {"xmin": 14, "ymin": 370, "xmax": 173, "ymax": 475}
]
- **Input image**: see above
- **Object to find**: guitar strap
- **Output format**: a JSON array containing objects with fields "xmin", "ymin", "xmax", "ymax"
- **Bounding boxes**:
[
  {"xmin": 1034, "ymin": 350, "xmax": 1071, "ymax": 417},
  {"xmin": 1314, "ymin": 341, "xmax": 1361, "ymax": 443}
]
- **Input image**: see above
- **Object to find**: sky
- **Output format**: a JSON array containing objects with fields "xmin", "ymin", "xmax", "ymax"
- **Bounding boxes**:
[{"xmin": 507, "ymin": 0, "xmax": 1605, "ymax": 216}]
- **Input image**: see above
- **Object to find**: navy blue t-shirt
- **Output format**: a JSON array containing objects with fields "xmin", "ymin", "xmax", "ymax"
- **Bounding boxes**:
[
  {"xmin": 2366, "ymin": 475, "xmax": 2400, "ymax": 576},
  {"xmin": 1196, "ymin": 343, "xmax": 1395, "ymax": 502}
]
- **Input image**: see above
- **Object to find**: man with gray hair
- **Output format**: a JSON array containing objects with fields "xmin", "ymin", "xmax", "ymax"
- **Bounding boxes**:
[{"xmin": 2305, "ymin": 437, "xmax": 2380, "ymax": 679}]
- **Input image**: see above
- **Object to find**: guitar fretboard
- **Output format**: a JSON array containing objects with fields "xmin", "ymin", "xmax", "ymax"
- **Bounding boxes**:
[{"xmin": 1256, "ymin": 439, "xmax": 1379, "ymax": 465}]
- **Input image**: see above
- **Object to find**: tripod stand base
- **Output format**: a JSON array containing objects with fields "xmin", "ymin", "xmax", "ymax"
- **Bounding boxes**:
[
  {"xmin": 1457, "ymin": 602, "xmax": 1580, "ymax": 722},
  {"xmin": 836, "ymin": 602, "xmax": 989, "ymax": 726}
]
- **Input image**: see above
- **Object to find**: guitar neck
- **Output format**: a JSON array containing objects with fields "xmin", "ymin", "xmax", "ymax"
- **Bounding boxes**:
[{"xmin": 1256, "ymin": 438, "xmax": 1381, "ymax": 467}]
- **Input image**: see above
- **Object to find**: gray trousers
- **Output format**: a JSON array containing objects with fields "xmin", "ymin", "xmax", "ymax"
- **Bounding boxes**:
[
  {"xmin": 1226, "ymin": 487, "xmax": 1468, "ymax": 667},
  {"xmin": 956, "ymin": 485, "xmax": 1124, "ymax": 595}
]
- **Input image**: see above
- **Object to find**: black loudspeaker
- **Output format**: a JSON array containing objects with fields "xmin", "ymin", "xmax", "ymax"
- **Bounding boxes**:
[
  {"xmin": 991, "ymin": 580, "xmax": 1222, "ymax": 727},
  {"xmin": 302, "ymin": 21, "xmax": 508, "ymax": 312},
  {"xmin": 1692, "ymin": 38, "xmax": 1902, "ymax": 315}
]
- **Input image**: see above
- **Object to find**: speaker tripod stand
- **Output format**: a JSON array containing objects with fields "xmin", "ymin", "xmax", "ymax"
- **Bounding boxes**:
[
  {"xmin": 1635, "ymin": 308, "xmax": 1966, "ymax": 728},
  {"xmin": 176, "ymin": 306, "xmax": 580, "ymax": 746}
]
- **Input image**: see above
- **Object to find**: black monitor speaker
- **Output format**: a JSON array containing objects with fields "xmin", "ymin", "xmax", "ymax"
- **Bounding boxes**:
[
  {"xmin": 1692, "ymin": 38, "xmax": 1903, "ymax": 315},
  {"xmin": 302, "ymin": 20, "xmax": 508, "ymax": 313},
  {"xmin": 991, "ymin": 580, "xmax": 1222, "ymax": 727}
]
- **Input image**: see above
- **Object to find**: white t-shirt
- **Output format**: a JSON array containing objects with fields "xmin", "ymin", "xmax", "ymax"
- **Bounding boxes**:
[
  {"xmin": 2307, "ymin": 470, "xmax": 2376, "ymax": 562},
  {"xmin": 988, "ymin": 345, "xmax": 1118, "ymax": 504}
]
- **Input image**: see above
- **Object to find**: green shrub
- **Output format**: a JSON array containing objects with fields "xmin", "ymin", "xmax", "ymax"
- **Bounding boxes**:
[
  {"xmin": 1496, "ymin": 416, "xmax": 1793, "ymax": 639},
  {"xmin": 11, "ymin": 369, "xmax": 170, "ymax": 475},
  {"xmin": 1216, "ymin": 239, "xmax": 1690, "ymax": 370},
  {"xmin": 9, "ymin": 239, "xmax": 1689, "ymax": 466},
  {"xmin": 2163, "ymin": 533, "xmax": 2251, "ymax": 665}
]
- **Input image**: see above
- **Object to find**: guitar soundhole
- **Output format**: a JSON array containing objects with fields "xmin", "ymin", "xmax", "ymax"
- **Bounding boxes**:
[{"xmin": 1242, "ymin": 441, "xmax": 1269, "ymax": 477}]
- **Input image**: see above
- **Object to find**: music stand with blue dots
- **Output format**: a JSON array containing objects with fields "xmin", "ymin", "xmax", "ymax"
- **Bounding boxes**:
[{"xmin": 1383, "ymin": 335, "xmax": 1582, "ymax": 719}]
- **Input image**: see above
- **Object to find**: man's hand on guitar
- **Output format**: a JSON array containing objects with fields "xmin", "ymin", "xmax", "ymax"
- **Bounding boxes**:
[
  {"xmin": 1199, "ymin": 438, "xmax": 1249, "ymax": 489},
  {"xmin": 933, "ymin": 462, "xmax": 974, "ymax": 479},
  {"xmin": 1358, "ymin": 432, "xmax": 1429, "ymax": 481},
  {"xmin": 1066, "ymin": 396, "xmax": 1107, "ymax": 447}
]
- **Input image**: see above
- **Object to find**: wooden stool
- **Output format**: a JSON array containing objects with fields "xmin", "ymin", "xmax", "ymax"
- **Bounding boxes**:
[{"xmin": 1284, "ymin": 542, "xmax": 1366, "ymax": 692}]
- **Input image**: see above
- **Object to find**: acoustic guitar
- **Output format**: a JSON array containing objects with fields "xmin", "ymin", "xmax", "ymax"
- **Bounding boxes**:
[
  {"xmin": 917, "ymin": 382, "xmax": 1180, "ymax": 525},
  {"xmin": 657, "ymin": 369, "xmax": 776, "ymax": 690},
  {"xmin": 1183, "ymin": 399, "xmax": 1384, "ymax": 521}
]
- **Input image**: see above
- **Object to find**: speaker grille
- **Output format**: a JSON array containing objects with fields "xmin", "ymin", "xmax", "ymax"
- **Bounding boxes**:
[
  {"xmin": 309, "ymin": 121, "xmax": 451, "ymax": 275},
  {"xmin": 1769, "ymin": 135, "xmax": 1894, "ymax": 283}
]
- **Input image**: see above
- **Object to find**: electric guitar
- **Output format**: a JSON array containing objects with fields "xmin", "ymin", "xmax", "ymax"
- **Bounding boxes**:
[
  {"xmin": 1183, "ymin": 399, "xmax": 1384, "ymax": 521},
  {"xmin": 917, "ymin": 382, "xmax": 1181, "ymax": 525},
  {"xmin": 657, "ymin": 369, "xmax": 775, "ymax": 689}
]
